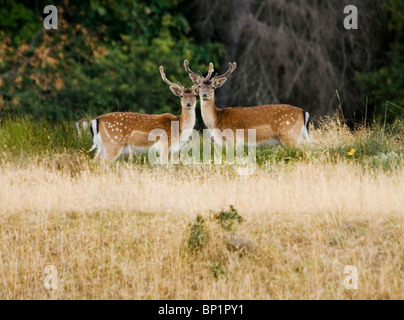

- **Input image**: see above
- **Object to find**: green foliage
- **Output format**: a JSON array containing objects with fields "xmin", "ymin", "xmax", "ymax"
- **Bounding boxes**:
[
  {"xmin": 356, "ymin": 44, "xmax": 404, "ymax": 121},
  {"xmin": 356, "ymin": 0, "xmax": 404, "ymax": 121},
  {"xmin": 382, "ymin": 0, "xmax": 404, "ymax": 31},
  {"xmin": 0, "ymin": 0, "xmax": 41, "ymax": 44},
  {"xmin": 0, "ymin": 0, "xmax": 224, "ymax": 120},
  {"xmin": 186, "ymin": 215, "xmax": 209, "ymax": 251},
  {"xmin": 210, "ymin": 262, "xmax": 227, "ymax": 279},
  {"xmin": 214, "ymin": 206, "xmax": 243, "ymax": 232}
]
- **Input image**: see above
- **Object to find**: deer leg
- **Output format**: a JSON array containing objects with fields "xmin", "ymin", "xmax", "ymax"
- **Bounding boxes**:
[
  {"xmin": 159, "ymin": 142, "xmax": 169, "ymax": 165},
  {"xmin": 278, "ymin": 132, "xmax": 300, "ymax": 147},
  {"xmin": 104, "ymin": 144, "xmax": 124, "ymax": 162}
]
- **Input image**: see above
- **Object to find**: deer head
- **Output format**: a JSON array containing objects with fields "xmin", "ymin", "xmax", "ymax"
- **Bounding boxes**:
[
  {"xmin": 184, "ymin": 60, "xmax": 237, "ymax": 101},
  {"xmin": 160, "ymin": 66, "xmax": 199, "ymax": 109}
]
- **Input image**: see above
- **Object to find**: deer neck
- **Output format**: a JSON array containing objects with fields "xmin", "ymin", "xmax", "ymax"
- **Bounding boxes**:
[
  {"xmin": 179, "ymin": 107, "xmax": 196, "ymax": 133},
  {"xmin": 200, "ymin": 98, "xmax": 219, "ymax": 129}
]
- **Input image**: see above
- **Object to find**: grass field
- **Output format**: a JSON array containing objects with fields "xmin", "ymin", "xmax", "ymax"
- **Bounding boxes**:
[{"xmin": 0, "ymin": 116, "xmax": 403, "ymax": 299}]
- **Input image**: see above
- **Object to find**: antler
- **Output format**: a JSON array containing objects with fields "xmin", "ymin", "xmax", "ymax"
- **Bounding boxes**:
[
  {"xmin": 183, "ymin": 60, "xmax": 200, "ymax": 79},
  {"xmin": 160, "ymin": 66, "xmax": 180, "ymax": 87},
  {"xmin": 213, "ymin": 62, "xmax": 237, "ymax": 80},
  {"xmin": 205, "ymin": 63, "xmax": 214, "ymax": 79}
]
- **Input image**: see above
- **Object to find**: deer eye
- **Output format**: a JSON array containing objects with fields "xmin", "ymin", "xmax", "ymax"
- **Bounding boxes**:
[
  {"xmin": 180, "ymin": 95, "xmax": 183, "ymax": 98},
  {"xmin": 212, "ymin": 86, "xmax": 216, "ymax": 89}
]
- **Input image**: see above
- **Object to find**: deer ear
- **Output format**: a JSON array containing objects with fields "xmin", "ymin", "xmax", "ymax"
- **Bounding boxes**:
[
  {"xmin": 188, "ymin": 73, "xmax": 201, "ymax": 85},
  {"xmin": 214, "ymin": 77, "xmax": 227, "ymax": 88},
  {"xmin": 170, "ymin": 85, "xmax": 182, "ymax": 97}
]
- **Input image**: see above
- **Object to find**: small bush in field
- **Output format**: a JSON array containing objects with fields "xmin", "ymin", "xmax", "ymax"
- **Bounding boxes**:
[
  {"xmin": 214, "ymin": 205, "xmax": 243, "ymax": 232},
  {"xmin": 210, "ymin": 262, "xmax": 227, "ymax": 279},
  {"xmin": 186, "ymin": 215, "xmax": 209, "ymax": 251}
]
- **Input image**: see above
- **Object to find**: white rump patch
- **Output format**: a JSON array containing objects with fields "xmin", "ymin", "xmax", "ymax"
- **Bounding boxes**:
[
  {"xmin": 89, "ymin": 119, "xmax": 106, "ymax": 158},
  {"xmin": 298, "ymin": 111, "xmax": 310, "ymax": 144}
]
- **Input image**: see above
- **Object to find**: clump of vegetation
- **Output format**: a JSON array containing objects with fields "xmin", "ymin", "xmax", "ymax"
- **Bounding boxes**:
[
  {"xmin": 210, "ymin": 262, "xmax": 227, "ymax": 279},
  {"xmin": 185, "ymin": 207, "xmax": 249, "ymax": 280},
  {"xmin": 186, "ymin": 206, "xmax": 245, "ymax": 253},
  {"xmin": 214, "ymin": 205, "xmax": 243, "ymax": 232},
  {"xmin": 186, "ymin": 215, "xmax": 209, "ymax": 251}
]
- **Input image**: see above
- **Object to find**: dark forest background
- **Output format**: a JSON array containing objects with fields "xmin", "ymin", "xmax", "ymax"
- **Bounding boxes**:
[{"xmin": 0, "ymin": 0, "xmax": 403, "ymax": 123}]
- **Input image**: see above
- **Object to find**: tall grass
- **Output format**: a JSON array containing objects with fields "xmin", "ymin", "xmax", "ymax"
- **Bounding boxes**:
[
  {"xmin": 0, "ymin": 117, "xmax": 89, "ymax": 162},
  {"xmin": 1, "ymin": 115, "xmax": 403, "ymax": 170},
  {"xmin": 256, "ymin": 116, "xmax": 404, "ymax": 171}
]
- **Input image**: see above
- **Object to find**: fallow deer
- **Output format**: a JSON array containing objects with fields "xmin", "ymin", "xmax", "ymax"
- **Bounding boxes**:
[
  {"xmin": 184, "ymin": 60, "xmax": 310, "ymax": 147},
  {"xmin": 90, "ymin": 65, "xmax": 199, "ymax": 162}
]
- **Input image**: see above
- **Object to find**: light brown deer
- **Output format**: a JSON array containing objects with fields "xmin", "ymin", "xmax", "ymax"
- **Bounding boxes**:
[
  {"xmin": 184, "ymin": 60, "xmax": 310, "ymax": 147},
  {"xmin": 90, "ymin": 65, "xmax": 199, "ymax": 162}
]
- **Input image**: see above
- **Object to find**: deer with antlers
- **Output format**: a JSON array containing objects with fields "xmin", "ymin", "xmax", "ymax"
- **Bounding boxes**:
[
  {"xmin": 184, "ymin": 60, "xmax": 310, "ymax": 147},
  {"xmin": 89, "ymin": 64, "xmax": 199, "ymax": 162}
]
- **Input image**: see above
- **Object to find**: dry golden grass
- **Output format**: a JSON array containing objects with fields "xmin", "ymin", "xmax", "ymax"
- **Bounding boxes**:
[
  {"xmin": 0, "ymin": 161, "xmax": 403, "ymax": 299},
  {"xmin": 0, "ymin": 119, "xmax": 403, "ymax": 299}
]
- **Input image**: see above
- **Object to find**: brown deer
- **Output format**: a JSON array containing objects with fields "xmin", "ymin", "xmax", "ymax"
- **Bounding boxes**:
[
  {"xmin": 184, "ymin": 60, "xmax": 310, "ymax": 147},
  {"xmin": 90, "ymin": 64, "xmax": 199, "ymax": 162}
]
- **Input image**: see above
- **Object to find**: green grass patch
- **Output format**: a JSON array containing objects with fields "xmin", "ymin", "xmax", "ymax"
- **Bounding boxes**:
[{"xmin": 1, "ymin": 117, "xmax": 403, "ymax": 171}]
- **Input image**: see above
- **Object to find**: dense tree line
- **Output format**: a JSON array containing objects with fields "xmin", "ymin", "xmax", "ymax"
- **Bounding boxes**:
[
  {"xmin": 0, "ymin": 0, "xmax": 403, "ymax": 122},
  {"xmin": 0, "ymin": 0, "xmax": 224, "ymax": 120}
]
